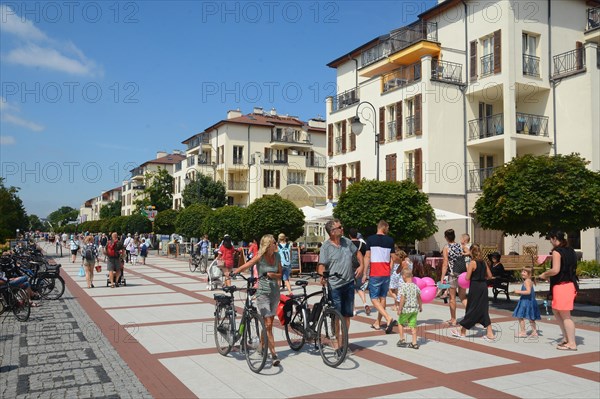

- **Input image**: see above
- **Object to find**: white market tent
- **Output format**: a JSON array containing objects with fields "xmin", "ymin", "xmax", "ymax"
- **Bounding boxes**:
[{"xmin": 433, "ymin": 208, "xmax": 473, "ymax": 239}]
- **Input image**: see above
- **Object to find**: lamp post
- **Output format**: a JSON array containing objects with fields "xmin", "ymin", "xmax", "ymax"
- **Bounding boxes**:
[{"xmin": 351, "ymin": 101, "xmax": 380, "ymax": 181}]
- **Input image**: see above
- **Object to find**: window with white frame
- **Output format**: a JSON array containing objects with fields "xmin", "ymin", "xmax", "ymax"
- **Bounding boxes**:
[
  {"xmin": 386, "ymin": 105, "xmax": 396, "ymax": 142},
  {"xmin": 481, "ymin": 36, "xmax": 494, "ymax": 76},
  {"xmin": 522, "ymin": 32, "xmax": 539, "ymax": 76},
  {"xmin": 233, "ymin": 146, "xmax": 243, "ymax": 164}
]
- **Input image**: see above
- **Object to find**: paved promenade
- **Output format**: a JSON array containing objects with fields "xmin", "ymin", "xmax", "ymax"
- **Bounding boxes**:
[{"xmin": 1, "ymin": 243, "xmax": 599, "ymax": 398}]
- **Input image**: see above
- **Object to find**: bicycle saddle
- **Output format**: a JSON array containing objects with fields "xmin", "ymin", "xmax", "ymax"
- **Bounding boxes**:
[
  {"xmin": 295, "ymin": 280, "xmax": 308, "ymax": 287},
  {"xmin": 223, "ymin": 286, "xmax": 237, "ymax": 293}
]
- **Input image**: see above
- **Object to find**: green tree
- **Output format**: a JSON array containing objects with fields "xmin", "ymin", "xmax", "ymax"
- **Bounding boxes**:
[
  {"xmin": 334, "ymin": 180, "xmax": 437, "ymax": 243},
  {"xmin": 133, "ymin": 168, "xmax": 174, "ymax": 212},
  {"xmin": 109, "ymin": 216, "xmax": 129, "ymax": 234},
  {"xmin": 28, "ymin": 214, "xmax": 46, "ymax": 231},
  {"xmin": 100, "ymin": 200, "xmax": 122, "ymax": 219},
  {"xmin": 474, "ymin": 154, "xmax": 600, "ymax": 236},
  {"xmin": 243, "ymin": 195, "xmax": 305, "ymax": 242},
  {"xmin": 125, "ymin": 214, "xmax": 152, "ymax": 234},
  {"xmin": 153, "ymin": 209, "xmax": 178, "ymax": 234},
  {"xmin": 0, "ymin": 178, "xmax": 28, "ymax": 242},
  {"xmin": 47, "ymin": 206, "xmax": 78, "ymax": 228},
  {"xmin": 175, "ymin": 204, "xmax": 212, "ymax": 239},
  {"xmin": 182, "ymin": 173, "xmax": 227, "ymax": 208},
  {"xmin": 203, "ymin": 206, "xmax": 246, "ymax": 243}
]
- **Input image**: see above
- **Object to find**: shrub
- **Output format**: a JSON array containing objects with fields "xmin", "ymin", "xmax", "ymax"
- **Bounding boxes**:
[{"xmin": 577, "ymin": 260, "xmax": 600, "ymax": 278}]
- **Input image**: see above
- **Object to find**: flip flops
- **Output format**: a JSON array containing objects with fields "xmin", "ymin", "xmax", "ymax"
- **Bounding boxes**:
[
  {"xmin": 482, "ymin": 336, "xmax": 496, "ymax": 343},
  {"xmin": 370, "ymin": 324, "xmax": 381, "ymax": 330},
  {"xmin": 385, "ymin": 320, "xmax": 397, "ymax": 334},
  {"xmin": 557, "ymin": 344, "xmax": 577, "ymax": 351}
]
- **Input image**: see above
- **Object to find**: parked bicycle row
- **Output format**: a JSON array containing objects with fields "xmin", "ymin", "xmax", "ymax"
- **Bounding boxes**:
[{"xmin": 0, "ymin": 242, "xmax": 65, "ymax": 322}]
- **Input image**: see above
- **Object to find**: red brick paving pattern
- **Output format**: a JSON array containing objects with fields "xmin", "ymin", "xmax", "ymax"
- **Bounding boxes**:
[{"xmin": 61, "ymin": 257, "xmax": 600, "ymax": 399}]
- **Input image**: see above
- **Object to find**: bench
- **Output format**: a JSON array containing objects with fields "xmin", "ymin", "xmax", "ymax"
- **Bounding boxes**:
[{"xmin": 488, "ymin": 255, "xmax": 543, "ymax": 302}]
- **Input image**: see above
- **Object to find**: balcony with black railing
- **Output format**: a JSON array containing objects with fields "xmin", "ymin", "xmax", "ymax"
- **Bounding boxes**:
[
  {"xmin": 431, "ymin": 59, "xmax": 463, "ymax": 84},
  {"xmin": 480, "ymin": 53, "xmax": 494, "ymax": 77},
  {"xmin": 332, "ymin": 87, "xmax": 359, "ymax": 112},
  {"xmin": 227, "ymin": 180, "xmax": 248, "ymax": 191},
  {"xmin": 586, "ymin": 7, "xmax": 599, "ymax": 31},
  {"xmin": 468, "ymin": 167, "xmax": 498, "ymax": 192},
  {"xmin": 360, "ymin": 21, "xmax": 438, "ymax": 68},
  {"xmin": 130, "ymin": 167, "xmax": 144, "ymax": 179},
  {"xmin": 523, "ymin": 54, "xmax": 540, "ymax": 77},
  {"xmin": 468, "ymin": 114, "xmax": 504, "ymax": 141},
  {"xmin": 198, "ymin": 154, "xmax": 213, "ymax": 165},
  {"xmin": 382, "ymin": 62, "xmax": 421, "ymax": 93},
  {"xmin": 335, "ymin": 136, "xmax": 343, "ymax": 154},
  {"xmin": 271, "ymin": 129, "xmax": 312, "ymax": 145},
  {"xmin": 405, "ymin": 116, "xmax": 415, "ymax": 138},
  {"xmin": 553, "ymin": 48, "xmax": 586, "ymax": 78},
  {"xmin": 516, "ymin": 112, "xmax": 549, "ymax": 137},
  {"xmin": 386, "ymin": 121, "xmax": 397, "ymax": 142},
  {"xmin": 306, "ymin": 156, "xmax": 327, "ymax": 168},
  {"xmin": 233, "ymin": 156, "xmax": 244, "ymax": 165}
]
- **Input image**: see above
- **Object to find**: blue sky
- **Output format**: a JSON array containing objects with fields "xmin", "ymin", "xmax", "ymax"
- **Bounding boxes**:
[{"xmin": 0, "ymin": 0, "xmax": 435, "ymax": 218}]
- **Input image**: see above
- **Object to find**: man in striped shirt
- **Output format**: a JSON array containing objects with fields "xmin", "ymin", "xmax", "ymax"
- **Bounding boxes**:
[{"xmin": 364, "ymin": 220, "xmax": 397, "ymax": 334}]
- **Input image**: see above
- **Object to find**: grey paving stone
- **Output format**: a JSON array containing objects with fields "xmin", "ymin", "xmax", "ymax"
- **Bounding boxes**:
[{"xmin": 0, "ymin": 280, "xmax": 151, "ymax": 399}]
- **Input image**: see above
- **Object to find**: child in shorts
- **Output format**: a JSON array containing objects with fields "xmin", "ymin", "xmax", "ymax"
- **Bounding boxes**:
[{"xmin": 395, "ymin": 268, "xmax": 422, "ymax": 349}]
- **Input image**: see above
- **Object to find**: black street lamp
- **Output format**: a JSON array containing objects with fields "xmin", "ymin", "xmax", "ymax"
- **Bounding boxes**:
[{"xmin": 351, "ymin": 101, "xmax": 380, "ymax": 181}]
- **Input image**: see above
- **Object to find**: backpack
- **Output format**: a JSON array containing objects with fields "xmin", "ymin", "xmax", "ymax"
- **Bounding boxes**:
[
  {"xmin": 106, "ymin": 241, "xmax": 118, "ymax": 258},
  {"xmin": 83, "ymin": 245, "xmax": 94, "ymax": 262},
  {"xmin": 278, "ymin": 243, "xmax": 291, "ymax": 267},
  {"xmin": 140, "ymin": 244, "xmax": 148, "ymax": 257},
  {"xmin": 352, "ymin": 240, "xmax": 363, "ymax": 270}
]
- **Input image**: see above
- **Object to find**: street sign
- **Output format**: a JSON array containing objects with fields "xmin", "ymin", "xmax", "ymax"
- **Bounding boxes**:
[{"xmin": 147, "ymin": 210, "xmax": 158, "ymax": 221}]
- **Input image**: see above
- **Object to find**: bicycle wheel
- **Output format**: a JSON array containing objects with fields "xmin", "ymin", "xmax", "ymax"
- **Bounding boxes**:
[
  {"xmin": 12, "ymin": 288, "xmax": 31, "ymax": 322},
  {"xmin": 317, "ymin": 307, "xmax": 348, "ymax": 368},
  {"xmin": 285, "ymin": 306, "xmax": 306, "ymax": 351},
  {"xmin": 243, "ymin": 310, "xmax": 267, "ymax": 373},
  {"xmin": 189, "ymin": 258, "xmax": 197, "ymax": 273},
  {"xmin": 214, "ymin": 304, "xmax": 234, "ymax": 356},
  {"xmin": 40, "ymin": 275, "xmax": 65, "ymax": 300}
]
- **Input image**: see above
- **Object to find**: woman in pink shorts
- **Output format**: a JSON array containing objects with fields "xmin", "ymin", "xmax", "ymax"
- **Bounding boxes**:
[{"xmin": 539, "ymin": 230, "xmax": 578, "ymax": 351}]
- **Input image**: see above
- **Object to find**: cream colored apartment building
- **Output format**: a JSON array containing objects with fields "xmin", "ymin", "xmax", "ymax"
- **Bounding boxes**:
[
  {"xmin": 173, "ymin": 108, "xmax": 327, "ymax": 209},
  {"xmin": 79, "ymin": 186, "xmax": 122, "ymax": 222},
  {"xmin": 326, "ymin": 0, "xmax": 599, "ymax": 259},
  {"xmin": 121, "ymin": 152, "xmax": 185, "ymax": 216}
]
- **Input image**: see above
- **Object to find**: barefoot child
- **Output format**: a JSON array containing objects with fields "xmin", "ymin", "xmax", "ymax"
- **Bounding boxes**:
[
  {"xmin": 512, "ymin": 267, "xmax": 540, "ymax": 337},
  {"xmin": 395, "ymin": 268, "xmax": 422, "ymax": 349}
]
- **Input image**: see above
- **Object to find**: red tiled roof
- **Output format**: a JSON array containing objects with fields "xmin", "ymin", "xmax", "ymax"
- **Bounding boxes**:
[{"xmin": 141, "ymin": 154, "xmax": 185, "ymax": 167}]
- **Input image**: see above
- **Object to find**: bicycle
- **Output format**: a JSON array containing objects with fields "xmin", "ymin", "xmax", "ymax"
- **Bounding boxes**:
[
  {"xmin": 213, "ymin": 273, "xmax": 268, "ymax": 373},
  {"xmin": 284, "ymin": 271, "xmax": 349, "ymax": 367},
  {"xmin": 188, "ymin": 252, "xmax": 207, "ymax": 273},
  {"xmin": 0, "ymin": 283, "xmax": 31, "ymax": 322}
]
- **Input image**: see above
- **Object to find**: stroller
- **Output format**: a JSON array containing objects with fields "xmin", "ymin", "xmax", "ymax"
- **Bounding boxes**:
[
  {"xmin": 206, "ymin": 258, "xmax": 223, "ymax": 291},
  {"xmin": 106, "ymin": 261, "xmax": 127, "ymax": 287}
]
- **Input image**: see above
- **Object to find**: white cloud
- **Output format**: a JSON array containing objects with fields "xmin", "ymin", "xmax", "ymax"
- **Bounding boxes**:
[
  {"xmin": 0, "ymin": 4, "xmax": 101, "ymax": 77},
  {"xmin": 6, "ymin": 44, "xmax": 100, "ymax": 77},
  {"xmin": 0, "ymin": 4, "xmax": 47, "ymax": 42},
  {"xmin": 0, "ymin": 97, "xmax": 45, "ymax": 132},
  {"xmin": 0, "ymin": 136, "xmax": 16, "ymax": 145},
  {"xmin": 1, "ymin": 113, "xmax": 45, "ymax": 132}
]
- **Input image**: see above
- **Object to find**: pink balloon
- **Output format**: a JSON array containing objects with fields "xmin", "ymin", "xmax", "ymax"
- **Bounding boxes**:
[
  {"xmin": 421, "ymin": 277, "xmax": 436, "ymax": 287},
  {"xmin": 415, "ymin": 277, "xmax": 427, "ymax": 290},
  {"xmin": 412, "ymin": 276, "xmax": 422, "ymax": 286},
  {"xmin": 420, "ymin": 286, "xmax": 437, "ymax": 304},
  {"xmin": 458, "ymin": 272, "xmax": 470, "ymax": 289}
]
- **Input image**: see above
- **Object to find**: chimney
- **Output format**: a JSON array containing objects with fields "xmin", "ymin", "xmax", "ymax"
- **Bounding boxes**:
[
  {"xmin": 173, "ymin": 149, "xmax": 182, "ymax": 155},
  {"xmin": 227, "ymin": 109, "xmax": 242, "ymax": 119},
  {"xmin": 270, "ymin": 108, "xmax": 277, "ymax": 116},
  {"xmin": 156, "ymin": 151, "xmax": 167, "ymax": 159},
  {"xmin": 253, "ymin": 107, "xmax": 263, "ymax": 115}
]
